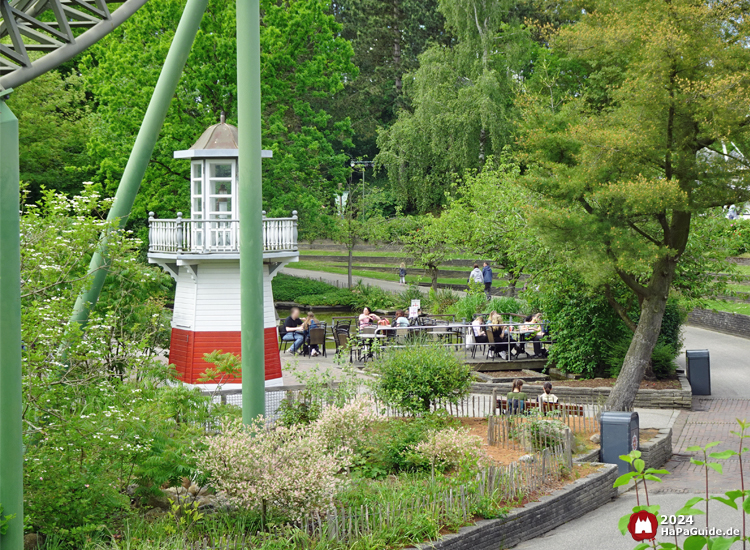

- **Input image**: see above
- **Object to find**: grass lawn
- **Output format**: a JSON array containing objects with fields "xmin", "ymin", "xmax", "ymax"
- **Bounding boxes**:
[
  {"xmin": 726, "ymin": 283, "xmax": 750, "ymax": 293},
  {"xmin": 702, "ymin": 299, "xmax": 750, "ymax": 316},
  {"xmin": 288, "ymin": 260, "xmax": 498, "ymax": 286},
  {"xmin": 299, "ymin": 249, "xmax": 474, "ymax": 260}
]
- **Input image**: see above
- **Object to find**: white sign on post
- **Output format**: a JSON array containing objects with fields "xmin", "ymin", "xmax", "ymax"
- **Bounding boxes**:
[
  {"xmin": 411, "ymin": 299, "xmax": 421, "ymax": 309},
  {"xmin": 409, "ymin": 299, "xmax": 420, "ymax": 318}
]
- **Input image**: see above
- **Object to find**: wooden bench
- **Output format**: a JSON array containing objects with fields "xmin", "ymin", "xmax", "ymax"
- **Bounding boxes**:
[{"xmin": 496, "ymin": 398, "xmax": 585, "ymax": 417}]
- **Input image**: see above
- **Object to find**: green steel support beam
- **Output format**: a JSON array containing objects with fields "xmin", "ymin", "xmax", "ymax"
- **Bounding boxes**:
[
  {"xmin": 0, "ymin": 95, "xmax": 23, "ymax": 550},
  {"xmin": 69, "ymin": 0, "xmax": 209, "ymax": 329},
  {"xmin": 237, "ymin": 0, "xmax": 265, "ymax": 423}
]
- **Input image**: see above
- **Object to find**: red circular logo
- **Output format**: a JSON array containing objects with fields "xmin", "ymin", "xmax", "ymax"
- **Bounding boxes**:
[{"xmin": 628, "ymin": 511, "xmax": 657, "ymax": 541}]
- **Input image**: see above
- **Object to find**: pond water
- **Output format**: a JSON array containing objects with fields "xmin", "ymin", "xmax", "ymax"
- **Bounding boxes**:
[{"xmin": 276, "ymin": 308, "xmax": 355, "ymax": 327}]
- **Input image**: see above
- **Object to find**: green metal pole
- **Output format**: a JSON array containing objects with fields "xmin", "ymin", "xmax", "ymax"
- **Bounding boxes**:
[
  {"xmin": 0, "ymin": 95, "xmax": 23, "ymax": 550},
  {"xmin": 69, "ymin": 0, "xmax": 209, "ymax": 328},
  {"xmin": 238, "ymin": 0, "xmax": 265, "ymax": 423}
]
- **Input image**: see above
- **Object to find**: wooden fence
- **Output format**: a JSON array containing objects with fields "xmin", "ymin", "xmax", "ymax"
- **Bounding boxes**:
[{"xmin": 184, "ymin": 443, "xmax": 571, "ymax": 549}]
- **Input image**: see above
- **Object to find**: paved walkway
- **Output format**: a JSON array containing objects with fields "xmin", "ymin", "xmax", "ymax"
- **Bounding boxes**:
[
  {"xmin": 281, "ymin": 266, "xmax": 423, "ymax": 294},
  {"xmin": 515, "ymin": 325, "xmax": 750, "ymax": 549}
]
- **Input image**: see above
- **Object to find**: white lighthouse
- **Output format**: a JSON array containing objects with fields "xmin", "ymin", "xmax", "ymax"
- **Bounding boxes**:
[{"xmin": 147, "ymin": 116, "xmax": 298, "ymax": 386}]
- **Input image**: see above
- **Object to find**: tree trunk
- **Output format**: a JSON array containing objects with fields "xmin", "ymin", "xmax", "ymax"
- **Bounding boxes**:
[
  {"xmin": 431, "ymin": 267, "xmax": 438, "ymax": 293},
  {"xmin": 607, "ymin": 263, "xmax": 674, "ymax": 410},
  {"xmin": 348, "ymin": 247, "xmax": 353, "ymax": 288}
]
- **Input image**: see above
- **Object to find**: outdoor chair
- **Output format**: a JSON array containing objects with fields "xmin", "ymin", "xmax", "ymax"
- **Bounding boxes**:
[
  {"xmin": 278, "ymin": 321, "xmax": 292, "ymax": 354},
  {"xmin": 307, "ymin": 327, "xmax": 327, "ymax": 357},
  {"xmin": 485, "ymin": 329, "xmax": 496, "ymax": 360}
]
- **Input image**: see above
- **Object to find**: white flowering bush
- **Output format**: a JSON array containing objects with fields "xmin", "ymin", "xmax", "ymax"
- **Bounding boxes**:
[
  {"xmin": 312, "ymin": 396, "xmax": 379, "ymax": 452},
  {"xmin": 199, "ymin": 419, "xmax": 352, "ymax": 521},
  {"xmin": 412, "ymin": 427, "xmax": 486, "ymax": 477}
]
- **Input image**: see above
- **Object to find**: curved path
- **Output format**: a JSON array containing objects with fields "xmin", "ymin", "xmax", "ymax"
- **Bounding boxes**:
[
  {"xmin": 515, "ymin": 325, "xmax": 750, "ymax": 550},
  {"xmin": 280, "ymin": 266, "xmax": 438, "ymax": 295}
]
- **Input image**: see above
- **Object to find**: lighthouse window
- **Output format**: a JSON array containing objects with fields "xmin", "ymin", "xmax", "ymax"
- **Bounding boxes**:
[
  {"xmin": 192, "ymin": 162, "xmax": 202, "ymax": 179},
  {"xmin": 193, "ymin": 179, "xmax": 202, "ymax": 195},
  {"xmin": 211, "ymin": 181, "xmax": 231, "ymax": 195},
  {"xmin": 210, "ymin": 197, "xmax": 232, "ymax": 214},
  {"xmin": 193, "ymin": 198, "xmax": 203, "ymax": 213},
  {"xmin": 211, "ymin": 163, "xmax": 232, "ymax": 179}
]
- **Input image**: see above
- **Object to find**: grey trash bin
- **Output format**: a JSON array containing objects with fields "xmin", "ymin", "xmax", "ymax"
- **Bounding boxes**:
[
  {"xmin": 686, "ymin": 349, "xmax": 711, "ymax": 396},
  {"xmin": 600, "ymin": 411, "xmax": 639, "ymax": 476}
]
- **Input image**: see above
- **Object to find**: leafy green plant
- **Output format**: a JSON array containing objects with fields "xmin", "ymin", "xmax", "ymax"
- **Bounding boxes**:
[
  {"xmin": 271, "ymin": 274, "xmax": 343, "ymax": 302},
  {"xmin": 370, "ymin": 343, "xmax": 472, "ymax": 414},
  {"xmin": 0, "ymin": 505, "xmax": 15, "ymax": 536}
]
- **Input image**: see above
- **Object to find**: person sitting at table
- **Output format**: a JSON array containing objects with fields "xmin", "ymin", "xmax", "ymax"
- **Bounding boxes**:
[
  {"xmin": 506, "ymin": 379, "xmax": 527, "ymax": 414},
  {"xmin": 280, "ymin": 307, "xmax": 305, "ymax": 355},
  {"xmin": 359, "ymin": 306, "xmax": 380, "ymax": 330},
  {"xmin": 528, "ymin": 313, "xmax": 548, "ymax": 357},
  {"xmin": 394, "ymin": 310, "xmax": 410, "ymax": 327},
  {"xmin": 487, "ymin": 311, "xmax": 503, "ymax": 358},
  {"xmin": 472, "ymin": 316, "xmax": 488, "ymax": 345},
  {"xmin": 494, "ymin": 317, "xmax": 519, "ymax": 360},
  {"xmin": 538, "ymin": 381, "xmax": 558, "ymax": 405},
  {"xmin": 301, "ymin": 311, "xmax": 321, "ymax": 357}
]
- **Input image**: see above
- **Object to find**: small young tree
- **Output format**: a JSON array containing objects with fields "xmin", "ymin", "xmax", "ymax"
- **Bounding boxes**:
[
  {"xmin": 400, "ymin": 216, "xmax": 451, "ymax": 292},
  {"xmin": 370, "ymin": 343, "xmax": 472, "ymax": 414}
]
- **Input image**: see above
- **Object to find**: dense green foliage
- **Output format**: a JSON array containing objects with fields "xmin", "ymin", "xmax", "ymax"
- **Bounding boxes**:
[
  {"xmin": 370, "ymin": 344, "xmax": 472, "ymax": 413},
  {"xmin": 376, "ymin": 0, "xmax": 535, "ymax": 212},
  {"xmin": 271, "ymin": 273, "xmax": 343, "ymax": 302},
  {"xmin": 527, "ymin": 269, "xmax": 685, "ymax": 378},
  {"xmin": 80, "ymin": 0, "xmax": 356, "ymax": 232},
  {"xmin": 20, "ymin": 188, "xmax": 233, "ymax": 546}
]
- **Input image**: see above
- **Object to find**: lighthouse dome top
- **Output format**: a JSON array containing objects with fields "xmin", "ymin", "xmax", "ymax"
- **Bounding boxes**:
[{"xmin": 174, "ymin": 113, "xmax": 273, "ymax": 159}]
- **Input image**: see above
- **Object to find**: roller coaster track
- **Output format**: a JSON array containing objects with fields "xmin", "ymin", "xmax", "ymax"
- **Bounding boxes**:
[{"xmin": 0, "ymin": 0, "xmax": 149, "ymax": 90}]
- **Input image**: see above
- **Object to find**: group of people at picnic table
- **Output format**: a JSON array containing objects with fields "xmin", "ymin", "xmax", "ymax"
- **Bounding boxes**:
[
  {"xmin": 280, "ymin": 304, "xmax": 549, "ymax": 359},
  {"xmin": 471, "ymin": 312, "xmax": 548, "ymax": 360}
]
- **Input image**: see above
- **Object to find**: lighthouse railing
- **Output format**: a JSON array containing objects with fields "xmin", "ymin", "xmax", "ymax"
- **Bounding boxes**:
[{"xmin": 148, "ymin": 212, "xmax": 298, "ymax": 254}]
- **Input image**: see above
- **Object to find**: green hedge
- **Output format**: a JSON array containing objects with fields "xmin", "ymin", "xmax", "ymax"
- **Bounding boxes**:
[{"xmin": 272, "ymin": 273, "xmax": 342, "ymax": 302}]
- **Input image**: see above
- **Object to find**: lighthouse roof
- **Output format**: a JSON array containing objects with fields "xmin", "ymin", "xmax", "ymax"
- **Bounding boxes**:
[{"xmin": 174, "ymin": 114, "xmax": 273, "ymax": 159}]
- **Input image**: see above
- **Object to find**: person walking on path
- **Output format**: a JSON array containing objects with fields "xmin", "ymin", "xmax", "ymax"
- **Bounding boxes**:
[
  {"xmin": 468, "ymin": 263, "xmax": 483, "ymax": 285},
  {"xmin": 398, "ymin": 262, "xmax": 407, "ymax": 285},
  {"xmin": 482, "ymin": 262, "xmax": 493, "ymax": 299}
]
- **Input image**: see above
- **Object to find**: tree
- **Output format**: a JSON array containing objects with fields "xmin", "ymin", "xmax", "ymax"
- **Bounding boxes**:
[
  {"xmin": 8, "ymin": 70, "xmax": 94, "ymax": 202},
  {"xmin": 441, "ymin": 160, "xmax": 548, "ymax": 292},
  {"xmin": 327, "ymin": 0, "xmax": 449, "ymax": 160},
  {"xmin": 517, "ymin": 0, "xmax": 750, "ymax": 410},
  {"xmin": 400, "ymin": 215, "xmax": 451, "ymax": 292},
  {"xmin": 82, "ymin": 0, "xmax": 357, "ymax": 226},
  {"xmin": 375, "ymin": 0, "xmax": 535, "ymax": 213}
]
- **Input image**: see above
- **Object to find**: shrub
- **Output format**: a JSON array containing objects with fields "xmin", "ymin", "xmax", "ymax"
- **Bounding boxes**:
[
  {"xmin": 370, "ymin": 344, "xmax": 472, "ymax": 414},
  {"xmin": 350, "ymin": 280, "xmax": 401, "ymax": 310},
  {"xmin": 356, "ymin": 416, "xmax": 450, "ymax": 476},
  {"xmin": 412, "ymin": 427, "xmax": 485, "ymax": 477},
  {"xmin": 521, "ymin": 417, "xmax": 568, "ymax": 452},
  {"xmin": 199, "ymin": 419, "xmax": 351, "ymax": 522},
  {"xmin": 429, "ymin": 287, "xmax": 460, "ymax": 314},
  {"xmin": 271, "ymin": 274, "xmax": 340, "ymax": 302},
  {"xmin": 312, "ymin": 396, "xmax": 379, "ymax": 452},
  {"xmin": 486, "ymin": 296, "xmax": 527, "ymax": 316}
]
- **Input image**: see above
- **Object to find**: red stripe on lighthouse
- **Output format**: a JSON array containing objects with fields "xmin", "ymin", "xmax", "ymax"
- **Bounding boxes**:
[{"xmin": 169, "ymin": 328, "xmax": 283, "ymax": 384}]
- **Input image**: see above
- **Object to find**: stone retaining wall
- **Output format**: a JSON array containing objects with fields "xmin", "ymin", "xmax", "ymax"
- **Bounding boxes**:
[
  {"xmin": 471, "ymin": 372, "xmax": 692, "ymax": 410},
  {"xmin": 641, "ymin": 428, "xmax": 673, "ymax": 470},
  {"xmin": 411, "ymin": 464, "xmax": 618, "ymax": 550},
  {"xmin": 572, "ymin": 428, "xmax": 673, "ymax": 471},
  {"xmin": 688, "ymin": 308, "xmax": 750, "ymax": 340}
]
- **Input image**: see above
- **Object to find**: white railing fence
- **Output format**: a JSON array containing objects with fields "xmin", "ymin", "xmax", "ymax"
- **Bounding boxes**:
[{"xmin": 148, "ymin": 211, "xmax": 298, "ymax": 254}]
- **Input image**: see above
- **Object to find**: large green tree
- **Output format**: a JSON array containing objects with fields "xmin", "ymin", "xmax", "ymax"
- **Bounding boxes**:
[
  {"xmin": 328, "ymin": 0, "xmax": 449, "ymax": 160},
  {"xmin": 8, "ymin": 70, "xmax": 94, "ymax": 202},
  {"xmin": 83, "ymin": 0, "xmax": 357, "ymax": 230},
  {"xmin": 518, "ymin": 0, "xmax": 750, "ymax": 410},
  {"xmin": 375, "ymin": 0, "xmax": 535, "ymax": 213}
]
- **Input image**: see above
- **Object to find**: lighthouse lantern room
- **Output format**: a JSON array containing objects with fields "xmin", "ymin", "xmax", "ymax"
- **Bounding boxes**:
[{"xmin": 147, "ymin": 116, "xmax": 298, "ymax": 387}]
